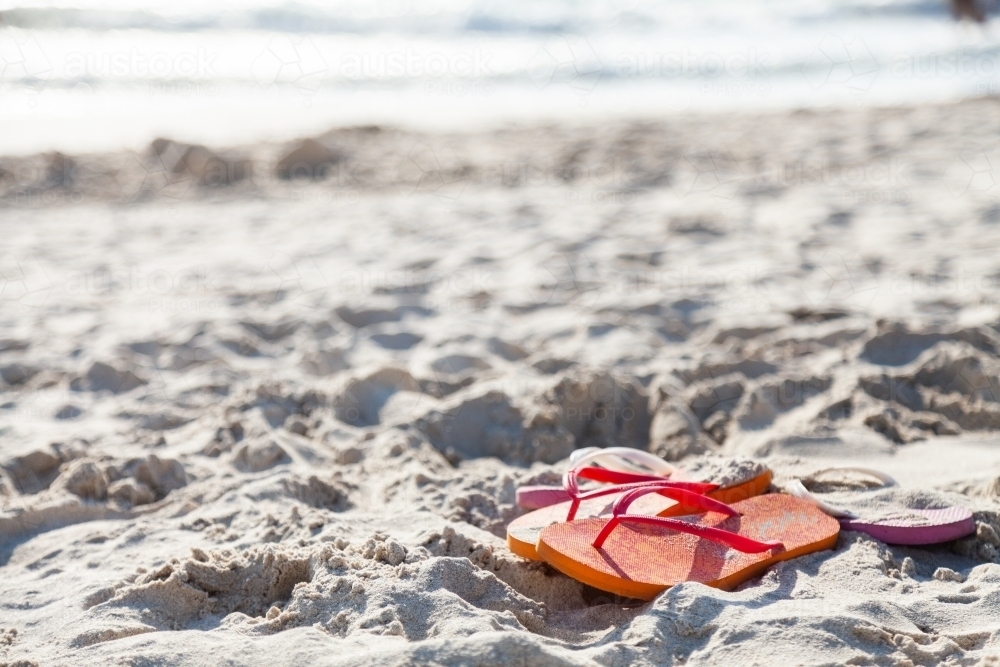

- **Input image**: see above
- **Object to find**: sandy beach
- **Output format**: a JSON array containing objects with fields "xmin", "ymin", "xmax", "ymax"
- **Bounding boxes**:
[{"xmin": 4, "ymin": 96, "xmax": 1000, "ymax": 665}]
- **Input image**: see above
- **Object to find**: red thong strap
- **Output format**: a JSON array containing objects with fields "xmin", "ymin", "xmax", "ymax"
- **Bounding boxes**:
[
  {"xmin": 591, "ymin": 486, "xmax": 784, "ymax": 552},
  {"xmin": 562, "ymin": 468, "xmax": 718, "ymax": 522},
  {"xmin": 566, "ymin": 473, "xmax": 728, "ymax": 521},
  {"xmin": 565, "ymin": 466, "xmax": 720, "ymax": 493},
  {"xmin": 564, "ymin": 466, "xmax": 715, "ymax": 494},
  {"xmin": 574, "ymin": 467, "xmax": 670, "ymax": 485}
]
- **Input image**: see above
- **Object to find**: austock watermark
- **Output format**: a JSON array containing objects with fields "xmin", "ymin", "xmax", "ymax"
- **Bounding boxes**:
[
  {"xmin": 4, "ymin": 40, "xmax": 223, "ymax": 96},
  {"xmin": 423, "ymin": 80, "xmax": 495, "ymax": 97},
  {"xmin": 616, "ymin": 48, "xmax": 769, "ymax": 79},
  {"xmin": 889, "ymin": 48, "xmax": 1000, "ymax": 100},
  {"xmin": 890, "ymin": 50, "xmax": 1000, "ymax": 80},
  {"xmin": 63, "ymin": 265, "xmax": 225, "ymax": 314},
  {"xmin": 887, "ymin": 267, "xmax": 1000, "ymax": 298},
  {"xmin": 669, "ymin": 151, "xmax": 911, "ymax": 205},
  {"xmin": 339, "ymin": 267, "xmax": 492, "ymax": 297},
  {"xmin": 6, "ymin": 188, "xmax": 85, "ymax": 206},
  {"xmin": 521, "ymin": 250, "xmax": 775, "ymax": 312},
  {"xmin": 3, "ymin": 254, "xmax": 327, "ymax": 314},
  {"xmin": 63, "ymin": 47, "xmax": 219, "ymax": 80},
  {"xmin": 337, "ymin": 47, "xmax": 494, "ymax": 80},
  {"xmin": 0, "ymin": 150, "xmax": 367, "ymax": 205},
  {"xmin": 387, "ymin": 148, "xmax": 640, "ymax": 203},
  {"xmin": 751, "ymin": 156, "xmax": 912, "ymax": 205},
  {"xmin": 803, "ymin": 251, "xmax": 1000, "ymax": 310},
  {"xmin": 516, "ymin": 249, "xmax": 998, "ymax": 315},
  {"xmin": 288, "ymin": 188, "xmax": 362, "ymax": 204},
  {"xmin": 615, "ymin": 48, "xmax": 772, "ymax": 98},
  {"xmin": 250, "ymin": 37, "xmax": 498, "ymax": 98},
  {"xmin": 0, "ymin": 140, "xmax": 916, "ymax": 210},
  {"xmin": 566, "ymin": 189, "xmax": 636, "ymax": 205},
  {"xmin": 0, "ymin": 388, "xmax": 79, "ymax": 424}
]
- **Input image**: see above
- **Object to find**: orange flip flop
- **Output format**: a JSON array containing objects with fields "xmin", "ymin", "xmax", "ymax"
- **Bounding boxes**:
[
  {"xmin": 537, "ymin": 488, "xmax": 840, "ymax": 600},
  {"xmin": 507, "ymin": 463, "xmax": 772, "ymax": 560}
]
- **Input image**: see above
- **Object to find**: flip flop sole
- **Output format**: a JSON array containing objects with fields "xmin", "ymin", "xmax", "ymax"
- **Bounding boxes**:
[
  {"xmin": 506, "ymin": 470, "xmax": 772, "ymax": 560},
  {"xmin": 842, "ymin": 507, "xmax": 975, "ymax": 545},
  {"xmin": 536, "ymin": 494, "xmax": 839, "ymax": 600}
]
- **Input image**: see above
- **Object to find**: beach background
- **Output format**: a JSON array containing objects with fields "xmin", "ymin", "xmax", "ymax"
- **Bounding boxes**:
[
  {"xmin": 5, "ymin": 1, "xmax": 1000, "ymax": 666},
  {"xmin": 3, "ymin": 0, "xmax": 1000, "ymax": 153}
]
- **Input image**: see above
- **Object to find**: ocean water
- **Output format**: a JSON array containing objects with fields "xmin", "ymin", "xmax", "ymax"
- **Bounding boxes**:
[{"xmin": 1, "ymin": 0, "xmax": 999, "ymax": 153}]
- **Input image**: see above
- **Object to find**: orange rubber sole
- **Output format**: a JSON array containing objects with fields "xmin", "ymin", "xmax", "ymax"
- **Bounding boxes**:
[{"xmin": 536, "ymin": 494, "xmax": 840, "ymax": 600}]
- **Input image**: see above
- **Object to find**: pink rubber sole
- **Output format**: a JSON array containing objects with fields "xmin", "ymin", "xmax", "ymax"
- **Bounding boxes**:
[
  {"xmin": 516, "ymin": 485, "xmax": 572, "ymax": 510},
  {"xmin": 841, "ymin": 507, "xmax": 975, "ymax": 545}
]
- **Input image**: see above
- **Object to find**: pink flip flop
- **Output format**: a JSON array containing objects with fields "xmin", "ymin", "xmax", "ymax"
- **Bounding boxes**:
[
  {"xmin": 517, "ymin": 447, "xmax": 678, "ymax": 510},
  {"xmin": 508, "ymin": 452, "xmax": 773, "ymax": 561},
  {"xmin": 786, "ymin": 467, "xmax": 975, "ymax": 546}
]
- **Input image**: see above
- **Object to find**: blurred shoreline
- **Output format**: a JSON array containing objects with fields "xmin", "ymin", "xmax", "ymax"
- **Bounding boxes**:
[
  {"xmin": 2, "ymin": 93, "xmax": 998, "ymax": 207},
  {"xmin": 3, "ymin": 0, "xmax": 1000, "ymax": 154}
]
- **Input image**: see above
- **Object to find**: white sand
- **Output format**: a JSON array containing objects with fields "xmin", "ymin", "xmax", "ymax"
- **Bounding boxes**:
[{"xmin": 4, "ymin": 98, "xmax": 1000, "ymax": 665}]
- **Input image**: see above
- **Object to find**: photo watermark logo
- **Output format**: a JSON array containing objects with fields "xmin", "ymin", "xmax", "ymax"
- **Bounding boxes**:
[
  {"xmin": 944, "ymin": 144, "xmax": 999, "ymax": 199},
  {"xmin": 801, "ymin": 35, "xmax": 878, "ymax": 95},
  {"xmin": 527, "ymin": 36, "xmax": 602, "ymax": 100},
  {"xmin": 0, "ymin": 30, "xmax": 52, "ymax": 92},
  {"xmin": 251, "ymin": 35, "xmax": 329, "ymax": 95},
  {"xmin": 801, "ymin": 250, "xmax": 880, "ymax": 311},
  {"xmin": 0, "ymin": 254, "xmax": 54, "ymax": 308},
  {"xmin": 391, "ymin": 143, "xmax": 467, "ymax": 200}
]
